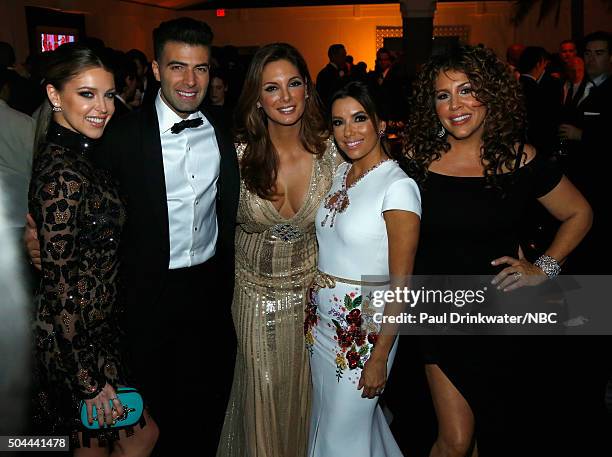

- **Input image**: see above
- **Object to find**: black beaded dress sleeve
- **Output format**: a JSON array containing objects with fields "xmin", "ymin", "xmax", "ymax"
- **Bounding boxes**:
[{"xmin": 29, "ymin": 122, "xmax": 140, "ymax": 448}]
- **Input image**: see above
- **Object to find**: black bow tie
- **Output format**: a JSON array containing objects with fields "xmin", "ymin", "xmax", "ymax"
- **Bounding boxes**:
[{"xmin": 170, "ymin": 117, "xmax": 203, "ymax": 134}]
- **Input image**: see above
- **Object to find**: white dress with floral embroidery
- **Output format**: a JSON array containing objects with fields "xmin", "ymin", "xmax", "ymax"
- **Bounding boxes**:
[{"xmin": 306, "ymin": 160, "xmax": 421, "ymax": 457}]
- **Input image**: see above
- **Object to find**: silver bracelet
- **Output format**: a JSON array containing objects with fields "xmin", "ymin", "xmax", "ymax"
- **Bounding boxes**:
[{"xmin": 534, "ymin": 255, "xmax": 561, "ymax": 278}]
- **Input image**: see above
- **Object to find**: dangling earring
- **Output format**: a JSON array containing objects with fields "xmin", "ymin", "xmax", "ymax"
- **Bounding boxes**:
[
  {"xmin": 52, "ymin": 104, "xmax": 62, "ymax": 112},
  {"xmin": 256, "ymin": 101, "xmax": 262, "ymax": 109},
  {"xmin": 378, "ymin": 129, "xmax": 385, "ymax": 139},
  {"xmin": 437, "ymin": 125, "xmax": 446, "ymax": 138}
]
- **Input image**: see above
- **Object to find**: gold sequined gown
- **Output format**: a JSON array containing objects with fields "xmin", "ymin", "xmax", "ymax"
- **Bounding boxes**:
[{"xmin": 217, "ymin": 140, "xmax": 338, "ymax": 457}]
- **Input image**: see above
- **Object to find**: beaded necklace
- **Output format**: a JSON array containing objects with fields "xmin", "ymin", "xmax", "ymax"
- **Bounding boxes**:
[{"xmin": 320, "ymin": 158, "xmax": 392, "ymax": 227}]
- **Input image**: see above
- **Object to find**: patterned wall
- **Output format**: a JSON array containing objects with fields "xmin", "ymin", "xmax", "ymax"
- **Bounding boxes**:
[{"xmin": 375, "ymin": 25, "xmax": 470, "ymax": 50}]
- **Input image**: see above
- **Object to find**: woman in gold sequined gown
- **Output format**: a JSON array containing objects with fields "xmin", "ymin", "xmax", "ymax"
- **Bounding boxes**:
[{"xmin": 216, "ymin": 44, "xmax": 339, "ymax": 457}]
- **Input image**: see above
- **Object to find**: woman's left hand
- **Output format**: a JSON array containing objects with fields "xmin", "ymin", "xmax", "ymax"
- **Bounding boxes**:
[
  {"xmin": 491, "ymin": 256, "xmax": 547, "ymax": 292},
  {"xmin": 357, "ymin": 354, "xmax": 387, "ymax": 399}
]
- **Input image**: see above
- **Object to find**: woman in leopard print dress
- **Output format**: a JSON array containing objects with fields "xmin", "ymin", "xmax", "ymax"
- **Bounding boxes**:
[{"xmin": 29, "ymin": 43, "xmax": 158, "ymax": 455}]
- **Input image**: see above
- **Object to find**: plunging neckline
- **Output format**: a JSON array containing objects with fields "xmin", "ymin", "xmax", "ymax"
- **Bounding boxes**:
[{"xmin": 266, "ymin": 153, "xmax": 317, "ymax": 221}]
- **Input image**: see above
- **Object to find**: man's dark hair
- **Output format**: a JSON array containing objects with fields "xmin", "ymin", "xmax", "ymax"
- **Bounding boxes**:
[
  {"xmin": 153, "ymin": 17, "xmax": 213, "ymax": 60},
  {"xmin": 0, "ymin": 41, "xmax": 16, "ymax": 67},
  {"xmin": 518, "ymin": 46, "xmax": 549, "ymax": 74},
  {"xmin": 110, "ymin": 51, "xmax": 137, "ymax": 93},
  {"xmin": 327, "ymin": 44, "xmax": 345, "ymax": 60},
  {"xmin": 126, "ymin": 49, "xmax": 148, "ymax": 68},
  {"xmin": 377, "ymin": 47, "xmax": 391, "ymax": 57},
  {"xmin": 583, "ymin": 31, "xmax": 612, "ymax": 53},
  {"xmin": 560, "ymin": 39, "xmax": 576, "ymax": 47},
  {"xmin": 210, "ymin": 68, "xmax": 228, "ymax": 86}
]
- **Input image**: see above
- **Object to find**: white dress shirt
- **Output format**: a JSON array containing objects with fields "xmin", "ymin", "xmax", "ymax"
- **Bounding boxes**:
[
  {"xmin": 0, "ymin": 99, "xmax": 35, "ymax": 231},
  {"xmin": 563, "ymin": 79, "xmax": 583, "ymax": 104},
  {"xmin": 155, "ymin": 92, "xmax": 220, "ymax": 269}
]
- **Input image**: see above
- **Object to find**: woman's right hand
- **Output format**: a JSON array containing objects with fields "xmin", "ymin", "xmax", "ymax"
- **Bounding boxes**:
[
  {"xmin": 85, "ymin": 383, "xmax": 125, "ymax": 427},
  {"xmin": 24, "ymin": 214, "xmax": 41, "ymax": 271}
]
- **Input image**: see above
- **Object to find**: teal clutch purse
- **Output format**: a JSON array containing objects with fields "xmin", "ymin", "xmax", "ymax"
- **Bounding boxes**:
[{"xmin": 79, "ymin": 387, "xmax": 144, "ymax": 430}]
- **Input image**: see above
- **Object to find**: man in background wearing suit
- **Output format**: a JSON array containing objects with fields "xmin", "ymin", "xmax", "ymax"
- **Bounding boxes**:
[
  {"xmin": 26, "ymin": 18, "xmax": 239, "ymax": 455},
  {"xmin": 556, "ymin": 32, "xmax": 612, "ymax": 455},
  {"xmin": 558, "ymin": 31, "xmax": 611, "ymax": 274},
  {"xmin": 518, "ymin": 46, "xmax": 561, "ymax": 154},
  {"xmin": 316, "ymin": 43, "xmax": 348, "ymax": 109}
]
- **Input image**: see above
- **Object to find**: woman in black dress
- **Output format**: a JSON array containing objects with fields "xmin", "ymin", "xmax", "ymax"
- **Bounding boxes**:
[
  {"xmin": 29, "ymin": 43, "xmax": 158, "ymax": 455},
  {"xmin": 401, "ymin": 45, "xmax": 592, "ymax": 456}
]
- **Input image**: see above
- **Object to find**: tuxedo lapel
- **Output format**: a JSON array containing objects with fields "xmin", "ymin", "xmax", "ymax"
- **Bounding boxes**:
[
  {"xmin": 141, "ymin": 102, "xmax": 170, "ymax": 258},
  {"xmin": 199, "ymin": 106, "xmax": 239, "ymax": 213},
  {"xmin": 573, "ymin": 79, "xmax": 590, "ymax": 108},
  {"xmin": 579, "ymin": 77, "xmax": 611, "ymax": 112},
  {"xmin": 198, "ymin": 106, "xmax": 239, "ymax": 281}
]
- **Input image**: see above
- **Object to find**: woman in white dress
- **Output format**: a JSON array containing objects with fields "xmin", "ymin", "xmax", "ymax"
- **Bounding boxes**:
[{"xmin": 305, "ymin": 81, "xmax": 421, "ymax": 456}]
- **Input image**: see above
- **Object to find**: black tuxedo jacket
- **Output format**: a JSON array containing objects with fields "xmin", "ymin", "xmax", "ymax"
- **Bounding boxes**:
[
  {"xmin": 579, "ymin": 76, "xmax": 611, "ymax": 199},
  {"xmin": 519, "ymin": 74, "xmax": 561, "ymax": 154},
  {"xmin": 577, "ymin": 76, "xmax": 612, "ymax": 143},
  {"xmin": 112, "ymin": 97, "xmax": 132, "ymax": 119},
  {"xmin": 316, "ymin": 63, "xmax": 347, "ymax": 109},
  {"xmin": 92, "ymin": 102, "xmax": 239, "ymax": 342}
]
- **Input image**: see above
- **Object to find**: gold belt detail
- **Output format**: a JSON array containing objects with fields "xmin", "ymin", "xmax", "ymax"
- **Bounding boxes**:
[{"xmin": 312, "ymin": 270, "xmax": 390, "ymax": 290}]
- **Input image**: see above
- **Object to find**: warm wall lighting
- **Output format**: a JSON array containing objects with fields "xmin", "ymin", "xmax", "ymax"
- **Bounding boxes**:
[{"xmin": 216, "ymin": 9, "xmax": 226, "ymax": 17}]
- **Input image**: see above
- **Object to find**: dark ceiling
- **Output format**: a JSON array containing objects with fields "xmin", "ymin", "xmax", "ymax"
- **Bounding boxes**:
[
  {"xmin": 120, "ymin": 0, "xmax": 482, "ymax": 12},
  {"xmin": 184, "ymin": 0, "xmax": 396, "ymax": 9}
]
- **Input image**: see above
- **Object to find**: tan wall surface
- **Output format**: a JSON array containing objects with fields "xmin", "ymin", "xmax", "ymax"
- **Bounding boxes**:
[
  {"xmin": 191, "ymin": 1, "xmax": 574, "ymax": 75},
  {"xmin": 1, "ymin": 1, "xmax": 610, "ymax": 73}
]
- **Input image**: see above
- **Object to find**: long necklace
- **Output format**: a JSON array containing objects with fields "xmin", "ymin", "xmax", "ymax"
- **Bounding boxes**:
[{"xmin": 321, "ymin": 158, "xmax": 392, "ymax": 227}]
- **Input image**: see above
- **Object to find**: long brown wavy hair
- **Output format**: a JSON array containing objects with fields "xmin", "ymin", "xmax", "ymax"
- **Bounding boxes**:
[
  {"xmin": 403, "ymin": 45, "xmax": 526, "ymax": 189},
  {"xmin": 235, "ymin": 43, "xmax": 328, "ymax": 200}
]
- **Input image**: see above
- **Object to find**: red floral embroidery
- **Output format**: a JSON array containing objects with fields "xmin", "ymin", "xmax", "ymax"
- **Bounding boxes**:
[
  {"xmin": 346, "ymin": 350, "xmax": 361, "ymax": 369},
  {"xmin": 346, "ymin": 309, "xmax": 362, "ymax": 326},
  {"xmin": 331, "ymin": 292, "xmax": 379, "ymax": 381}
]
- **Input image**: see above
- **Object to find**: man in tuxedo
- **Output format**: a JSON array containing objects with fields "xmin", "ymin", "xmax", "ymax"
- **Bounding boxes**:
[
  {"xmin": 316, "ymin": 44, "xmax": 348, "ymax": 109},
  {"xmin": 26, "ymin": 17, "xmax": 239, "ymax": 454},
  {"xmin": 559, "ymin": 32, "xmax": 612, "ymax": 150},
  {"xmin": 518, "ymin": 46, "xmax": 563, "ymax": 155},
  {"xmin": 126, "ymin": 48, "xmax": 160, "ymax": 108},
  {"xmin": 558, "ymin": 31, "xmax": 611, "ymax": 273},
  {"xmin": 368, "ymin": 47, "xmax": 410, "ymax": 122},
  {"xmin": 110, "ymin": 51, "xmax": 138, "ymax": 120},
  {"xmin": 556, "ymin": 34, "xmax": 612, "ymax": 454}
]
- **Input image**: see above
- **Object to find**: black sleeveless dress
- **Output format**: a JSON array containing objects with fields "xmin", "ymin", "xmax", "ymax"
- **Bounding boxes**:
[{"xmin": 413, "ymin": 152, "xmax": 563, "ymax": 456}]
